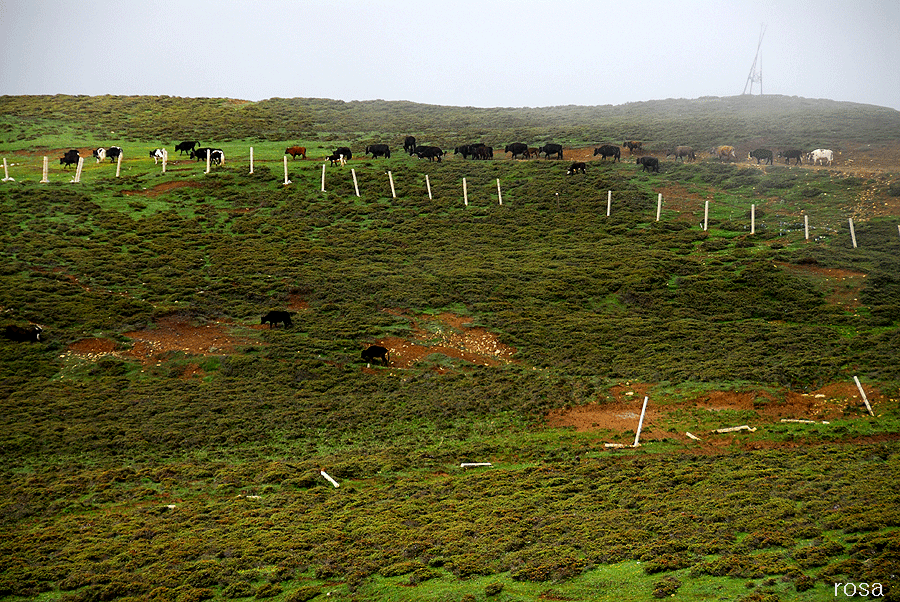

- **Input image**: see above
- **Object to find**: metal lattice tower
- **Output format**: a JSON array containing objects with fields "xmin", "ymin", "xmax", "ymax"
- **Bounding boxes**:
[{"xmin": 742, "ymin": 24, "xmax": 766, "ymax": 95}]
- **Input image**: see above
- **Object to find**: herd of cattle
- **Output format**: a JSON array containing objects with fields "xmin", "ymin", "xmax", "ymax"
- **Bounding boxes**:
[{"xmin": 55, "ymin": 136, "xmax": 837, "ymax": 175}]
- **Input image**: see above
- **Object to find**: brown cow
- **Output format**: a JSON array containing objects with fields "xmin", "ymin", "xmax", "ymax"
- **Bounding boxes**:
[
  {"xmin": 710, "ymin": 145, "xmax": 736, "ymax": 161},
  {"xmin": 623, "ymin": 140, "xmax": 642, "ymax": 155},
  {"xmin": 285, "ymin": 146, "xmax": 307, "ymax": 159}
]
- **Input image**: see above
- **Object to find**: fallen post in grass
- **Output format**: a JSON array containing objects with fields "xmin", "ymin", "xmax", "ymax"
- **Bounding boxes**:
[
  {"xmin": 686, "ymin": 432, "xmax": 702, "ymax": 441},
  {"xmin": 460, "ymin": 463, "xmax": 492, "ymax": 469},
  {"xmin": 604, "ymin": 443, "xmax": 627, "ymax": 448},
  {"xmin": 352, "ymin": 169, "xmax": 360, "ymax": 197},
  {"xmin": 41, "ymin": 156, "xmax": 49, "ymax": 183},
  {"xmin": 2, "ymin": 158, "xmax": 13, "ymax": 182},
  {"xmin": 853, "ymin": 375, "xmax": 875, "ymax": 416},
  {"xmin": 320, "ymin": 470, "xmax": 339, "ymax": 488},
  {"xmin": 633, "ymin": 396, "xmax": 649, "ymax": 447},
  {"xmin": 849, "ymin": 218, "xmax": 857, "ymax": 248},
  {"xmin": 714, "ymin": 425, "xmax": 757, "ymax": 434},
  {"xmin": 780, "ymin": 419, "xmax": 816, "ymax": 424}
]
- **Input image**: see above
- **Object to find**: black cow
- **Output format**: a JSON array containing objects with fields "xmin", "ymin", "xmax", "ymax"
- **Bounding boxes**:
[
  {"xmin": 326, "ymin": 152, "xmax": 345, "ymax": 166},
  {"xmin": 624, "ymin": 140, "xmax": 643, "ymax": 155},
  {"xmin": 361, "ymin": 345, "xmax": 389, "ymax": 366},
  {"xmin": 593, "ymin": 145, "xmax": 621, "ymax": 162},
  {"xmin": 103, "ymin": 146, "xmax": 123, "ymax": 162},
  {"xmin": 404, "ymin": 136, "xmax": 417, "ymax": 155},
  {"xmin": 637, "ymin": 156, "xmax": 660, "ymax": 173},
  {"xmin": 3, "ymin": 325, "xmax": 42, "ymax": 342},
  {"xmin": 472, "ymin": 145, "xmax": 493, "ymax": 160},
  {"xmin": 261, "ymin": 311, "xmax": 293, "ymax": 329},
  {"xmin": 190, "ymin": 147, "xmax": 213, "ymax": 161},
  {"xmin": 505, "ymin": 143, "xmax": 528, "ymax": 159},
  {"xmin": 365, "ymin": 144, "xmax": 391, "ymax": 159},
  {"xmin": 777, "ymin": 149, "xmax": 803, "ymax": 165},
  {"xmin": 539, "ymin": 143, "xmax": 563, "ymax": 159},
  {"xmin": 415, "ymin": 146, "xmax": 444, "ymax": 162},
  {"xmin": 748, "ymin": 149, "xmax": 773, "ymax": 165},
  {"xmin": 175, "ymin": 141, "xmax": 199, "ymax": 155},
  {"xmin": 454, "ymin": 143, "xmax": 485, "ymax": 159},
  {"xmin": 59, "ymin": 149, "xmax": 80, "ymax": 168},
  {"xmin": 335, "ymin": 147, "xmax": 352, "ymax": 161},
  {"xmin": 567, "ymin": 162, "xmax": 586, "ymax": 175},
  {"xmin": 667, "ymin": 146, "xmax": 696, "ymax": 162}
]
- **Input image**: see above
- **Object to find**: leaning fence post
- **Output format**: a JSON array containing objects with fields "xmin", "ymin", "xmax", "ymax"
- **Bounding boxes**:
[
  {"xmin": 41, "ymin": 156, "xmax": 49, "ymax": 183},
  {"xmin": 497, "ymin": 178, "xmax": 503, "ymax": 205},
  {"xmin": 634, "ymin": 396, "xmax": 649, "ymax": 447},
  {"xmin": 115, "ymin": 152, "xmax": 123, "ymax": 177},
  {"xmin": 463, "ymin": 177, "xmax": 468, "ymax": 206},
  {"xmin": 283, "ymin": 156, "xmax": 291, "ymax": 185},
  {"xmin": 849, "ymin": 218, "xmax": 857, "ymax": 248},
  {"xmin": 853, "ymin": 376, "xmax": 875, "ymax": 416},
  {"xmin": 606, "ymin": 190, "xmax": 611, "ymax": 216},
  {"xmin": 656, "ymin": 193, "xmax": 662, "ymax": 221},
  {"xmin": 388, "ymin": 171, "xmax": 396, "ymax": 198},
  {"xmin": 249, "ymin": 147, "xmax": 254, "ymax": 174},
  {"xmin": 703, "ymin": 200, "xmax": 709, "ymax": 231},
  {"xmin": 426, "ymin": 174, "xmax": 432, "ymax": 200},
  {"xmin": 2, "ymin": 158, "xmax": 13, "ymax": 182},
  {"xmin": 352, "ymin": 168, "xmax": 360, "ymax": 197}
]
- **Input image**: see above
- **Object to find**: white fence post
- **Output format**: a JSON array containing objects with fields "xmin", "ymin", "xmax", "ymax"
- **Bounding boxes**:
[
  {"xmin": 249, "ymin": 147, "xmax": 254, "ymax": 174},
  {"xmin": 283, "ymin": 156, "xmax": 291, "ymax": 185},
  {"xmin": 703, "ymin": 200, "xmax": 709, "ymax": 231},
  {"xmin": 352, "ymin": 168, "xmax": 360, "ymax": 197},
  {"xmin": 497, "ymin": 179, "xmax": 503, "ymax": 205},
  {"xmin": 634, "ymin": 396, "xmax": 649, "ymax": 447},
  {"xmin": 115, "ymin": 152, "xmax": 123, "ymax": 177},
  {"xmin": 388, "ymin": 171, "xmax": 396, "ymax": 198},
  {"xmin": 606, "ymin": 190, "xmax": 611, "ymax": 216},
  {"xmin": 426, "ymin": 174, "xmax": 432, "ymax": 200},
  {"xmin": 463, "ymin": 177, "xmax": 468, "ymax": 206},
  {"xmin": 41, "ymin": 156, "xmax": 49, "ymax": 183},
  {"xmin": 205, "ymin": 149, "xmax": 211, "ymax": 174},
  {"xmin": 656, "ymin": 193, "xmax": 662, "ymax": 221},
  {"xmin": 2, "ymin": 158, "xmax": 13, "ymax": 182},
  {"xmin": 73, "ymin": 157, "xmax": 84, "ymax": 183},
  {"xmin": 804, "ymin": 214, "xmax": 809, "ymax": 240},
  {"xmin": 751, "ymin": 204, "xmax": 756, "ymax": 234},
  {"xmin": 849, "ymin": 218, "xmax": 857, "ymax": 248},
  {"xmin": 321, "ymin": 164, "xmax": 326, "ymax": 192},
  {"xmin": 853, "ymin": 376, "xmax": 875, "ymax": 416},
  {"xmin": 162, "ymin": 149, "xmax": 167, "ymax": 174}
]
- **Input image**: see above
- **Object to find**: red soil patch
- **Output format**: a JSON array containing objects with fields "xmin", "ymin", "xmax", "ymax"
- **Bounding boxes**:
[
  {"xmin": 123, "ymin": 180, "xmax": 202, "ymax": 197},
  {"xmin": 778, "ymin": 262, "xmax": 867, "ymax": 308},
  {"xmin": 121, "ymin": 315, "xmax": 257, "ymax": 361}
]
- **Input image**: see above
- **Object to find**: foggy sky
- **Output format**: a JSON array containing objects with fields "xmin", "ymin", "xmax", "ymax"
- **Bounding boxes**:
[{"xmin": 1, "ymin": 0, "xmax": 898, "ymax": 111}]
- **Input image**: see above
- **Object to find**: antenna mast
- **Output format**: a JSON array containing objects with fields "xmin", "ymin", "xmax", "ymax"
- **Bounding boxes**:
[{"xmin": 743, "ymin": 24, "xmax": 766, "ymax": 95}]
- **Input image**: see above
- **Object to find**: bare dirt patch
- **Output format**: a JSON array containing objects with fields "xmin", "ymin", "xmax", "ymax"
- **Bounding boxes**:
[
  {"xmin": 123, "ymin": 181, "xmax": 202, "ymax": 197},
  {"xmin": 778, "ymin": 262, "xmax": 867, "ymax": 309},
  {"xmin": 122, "ymin": 315, "xmax": 258, "ymax": 361}
]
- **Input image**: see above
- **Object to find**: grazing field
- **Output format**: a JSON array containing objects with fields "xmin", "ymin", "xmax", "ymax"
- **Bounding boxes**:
[{"xmin": 1, "ymin": 94, "xmax": 899, "ymax": 602}]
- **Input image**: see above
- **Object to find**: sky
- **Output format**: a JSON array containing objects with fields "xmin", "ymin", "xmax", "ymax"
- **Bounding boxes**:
[{"xmin": 1, "ymin": 0, "xmax": 898, "ymax": 110}]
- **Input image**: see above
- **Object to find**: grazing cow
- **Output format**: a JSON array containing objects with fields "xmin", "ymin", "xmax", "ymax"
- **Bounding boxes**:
[
  {"xmin": 710, "ymin": 146, "xmax": 736, "ymax": 161},
  {"xmin": 567, "ymin": 162, "xmax": 586, "ymax": 175},
  {"xmin": 93, "ymin": 147, "xmax": 122, "ymax": 163},
  {"xmin": 777, "ymin": 149, "xmax": 803, "ymax": 165},
  {"xmin": 326, "ymin": 152, "xmax": 345, "ymax": 166},
  {"xmin": 93, "ymin": 148, "xmax": 106, "ymax": 162},
  {"xmin": 190, "ymin": 147, "xmax": 213, "ymax": 161},
  {"xmin": 504, "ymin": 143, "xmax": 528, "ymax": 159},
  {"xmin": 623, "ymin": 141, "xmax": 643, "ymax": 155},
  {"xmin": 59, "ymin": 149, "xmax": 80, "ymax": 168},
  {"xmin": 637, "ymin": 156, "xmax": 660, "ymax": 173},
  {"xmin": 261, "ymin": 310, "xmax": 292, "ymax": 329},
  {"xmin": 539, "ymin": 143, "xmax": 563, "ymax": 159},
  {"xmin": 807, "ymin": 148, "xmax": 834, "ymax": 165},
  {"xmin": 415, "ymin": 146, "xmax": 444, "ymax": 162},
  {"xmin": 361, "ymin": 345, "xmax": 390, "ymax": 366},
  {"xmin": 472, "ymin": 145, "xmax": 493, "ymax": 160},
  {"xmin": 526, "ymin": 147, "xmax": 540, "ymax": 159},
  {"xmin": 404, "ymin": 136, "xmax": 417, "ymax": 155},
  {"xmin": 285, "ymin": 146, "xmax": 307, "ymax": 159},
  {"xmin": 150, "ymin": 149, "xmax": 166, "ymax": 164},
  {"xmin": 209, "ymin": 149, "xmax": 224, "ymax": 165},
  {"xmin": 748, "ymin": 149, "xmax": 774, "ymax": 165},
  {"xmin": 334, "ymin": 147, "xmax": 352, "ymax": 161},
  {"xmin": 175, "ymin": 141, "xmax": 199, "ymax": 155},
  {"xmin": 667, "ymin": 146, "xmax": 696, "ymax": 162},
  {"xmin": 593, "ymin": 145, "xmax": 621, "ymax": 162},
  {"xmin": 3, "ymin": 324, "xmax": 42, "ymax": 343},
  {"xmin": 365, "ymin": 144, "xmax": 391, "ymax": 159},
  {"xmin": 454, "ymin": 144, "xmax": 484, "ymax": 159}
]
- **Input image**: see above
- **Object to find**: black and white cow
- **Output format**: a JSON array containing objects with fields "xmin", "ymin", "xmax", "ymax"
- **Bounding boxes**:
[
  {"xmin": 150, "ymin": 149, "xmax": 166, "ymax": 164},
  {"xmin": 361, "ymin": 345, "xmax": 390, "ymax": 366},
  {"xmin": 3, "ymin": 324, "xmax": 42, "ymax": 342},
  {"xmin": 209, "ymin": 149, "xmax": 225, "ymax": 165},
  {"xmin": 567, "ymin": 162, "xmax": 586, "ymax": 175},
  {"xmin": 59, "ymin": 149, "xmax": 80, "ymax": 168},
  {"xmin": 637, "ymin": 156, "xmax": 660, "ymax": 173},
  {"xmin": 261, "ymin": 311, "xmax": 293, "ymax": 328},
  {"xmin": 335, "ymin": 147, "xmax": 352, "ymax": 161},
  {"xmin": 365, "ymin": 144, "xmax": 391, "ymax": 159},
  {"xmin": 93, "ymin": 147, "xmax": 121, "ymax": 163},
  {"xmin": 539, "ymin": 143, "xmax": 563, "ymax": 159},
  {"xmin": 748, "ymin": 149, "xmax": 774, "ymax": 165},
  {"xmin": 504, "ymin": 143, "xmax": 529, "ymax": 159},
  {"xmin": 593, "ymin": 145, "xmax": 621, "ymax": 162},
  {"xmin": 175, "ymin": 141, "xmax": 199, "ymax": 155}
]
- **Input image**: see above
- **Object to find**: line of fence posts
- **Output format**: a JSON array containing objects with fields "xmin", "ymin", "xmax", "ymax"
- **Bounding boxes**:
[{"xmin": 7, "ymin": 151, "xmax": 900, "ymax": 247}]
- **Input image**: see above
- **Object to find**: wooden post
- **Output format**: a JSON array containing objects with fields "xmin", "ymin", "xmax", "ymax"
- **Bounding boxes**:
[
  {"xmin": 606, "ymin": 190, "xmax": 611, "ymax": 216},
  {"xmin": 703, "ymin": 200, "xmax": 709, "ymax": 231},
  {"xmin": 41, "ymin": 156, "xmax": 49, "ymax": 183},
  {"xmin": 320, "ymin": 470, "xmax": 339, "ymax": 488},
  {"xmin": 388, "ymin": 171, "xmax": 396, "ymax": 198},
  {"xmin": 633, "ymin": 396, "xmax": 649, "ymax": 447},
  {"xmin": 249, "ymin": 147, "xmax": 253, "ymax": 174},
  {"xmin": 283, "ymin": 156, "xmax": 291, "ymax": 185},
  {"xmin": 352, "ymin": 168, "xmax": 360, "ymax": 197},
  {"xmin": 804, "ymin": 214, "xmax": 809, "ymax": 240},
  {"xmin": 463, "ymin": 177, "xmax": 468, "ymax": 206},
  {"xmin": 115, "ymin": 152, "xmax": 123, "ymax": 177},
  {"xmin": 656, "ymin": 193, "xmax": 662, "ymax": 221},
  {"xmin": 1, "ymin": 158, "xmax": 13, "ymax": 182},
  {"xmin": 497, "ymin": 178, "xmax": 503, "ymax": 205},
  {"xmin": 161, "ymin": 149, "xmax": 167, "ymax": 174},
  {"xmin": 426, "ymin": 174, "xmax": 432, "ymax": 200},
  {"xmin": 849, "ymin": 218, "xmax": 857, "ymax": 248},
  {"xmin": 853, "ymin": 376, "xmax": 875, "ymax": 416},
  {"xmin": 73, "ymin": 157, "xmax": 84, "ymax": 183},
  {"xmin": 321, "ymin": 163, "xmax": 326, "ymax": 192},
  {"xmin": 751, "ymin": 204, "xmax": 755, "ymax": 234},
  {"xmin": 205, "ymin": 149, "xmax": 211, "ymax": 174}
]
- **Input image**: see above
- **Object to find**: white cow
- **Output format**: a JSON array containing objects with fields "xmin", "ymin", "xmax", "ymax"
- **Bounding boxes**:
[{"xmin": 807, "ymin": 148, "xmax": 834, "ymax": 165}]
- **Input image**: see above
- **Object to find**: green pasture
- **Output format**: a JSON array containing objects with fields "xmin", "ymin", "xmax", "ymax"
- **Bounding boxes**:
[{"xmin": 1, "ymin": 95, "xmax": 899, "ymax": 601}]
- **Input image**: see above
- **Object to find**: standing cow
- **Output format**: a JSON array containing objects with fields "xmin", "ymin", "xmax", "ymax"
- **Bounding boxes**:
[
  {"xmin": 403, "ymin": 136, "xmax": 417, "ymax": 155},
  {"xmin": 505, "ymin": 143, "xmax": 529, "ymax": 159},
  {"xmin": 637, "ymin": 156, "xmax": 660, "ymax": 173},
  {"xmin": 593, "ymin": 145, "xmax": 620, "ymax": 162},
  {"xmin": 623, "ymin": 141, "xmax": 643, "ymax": 155},
  {"xmin": 365, "ymin": 144, "xmax": 391, "ymax": 159},
  {"xmin": 807, "ymin": 149, "xmax": 834, "ymax": 165},
  {"xmin": 777, "ymin": 149, "xmax": 803, "ymax": 165},
  {"xmin": 361, "ymin": 345, "xmax": 390, "ymax": 366},
  {"xmin": 710, "ymin": 146, "xmax": 736, "ymax": 161},
  {"xmin": 285, "ymin": 146, "xmax": 307, "ymax": 159},
  {"xmin": 667, "ymin": 146, "xmax": 696, "ymax": 162},
  {"xmin": 566, "ymin": 162, "xmax": 586, "ymax": 175},
  {"xmin": 748, "ymin": 149, "xmax": 773, "ymax": 165},
  {"xmin": 539, "ymin": 143, "xmax": 563, "ymax": 159},
  {"xmin": 59, "ymin": 149, "xmax": 80, "ymax": 168},
  {"xmin": 175, "ymin": 141, "xmax": 199, "ymax": 155}
]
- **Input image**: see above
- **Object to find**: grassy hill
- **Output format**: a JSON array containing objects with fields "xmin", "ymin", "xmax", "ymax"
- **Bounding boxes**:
[{"xmin": 0, "ymin": 95, "xmax": 899, "ymax": 601}]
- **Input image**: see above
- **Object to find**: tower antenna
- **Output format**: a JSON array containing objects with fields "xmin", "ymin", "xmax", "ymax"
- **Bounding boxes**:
[{"xmin": 743, "ymin": 24, "xmax": 766, "ymax": 95}]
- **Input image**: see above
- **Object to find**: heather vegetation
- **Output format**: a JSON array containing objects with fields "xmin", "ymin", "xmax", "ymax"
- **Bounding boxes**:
[{"xmin": 0, "ymin": 95, "xmax": 899, "ymax": 601}]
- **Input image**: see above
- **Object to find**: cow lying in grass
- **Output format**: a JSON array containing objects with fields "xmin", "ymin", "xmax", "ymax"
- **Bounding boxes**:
[{"xmin": 4, "ymin": 325, "xmax": 43, "ymax": 342}]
